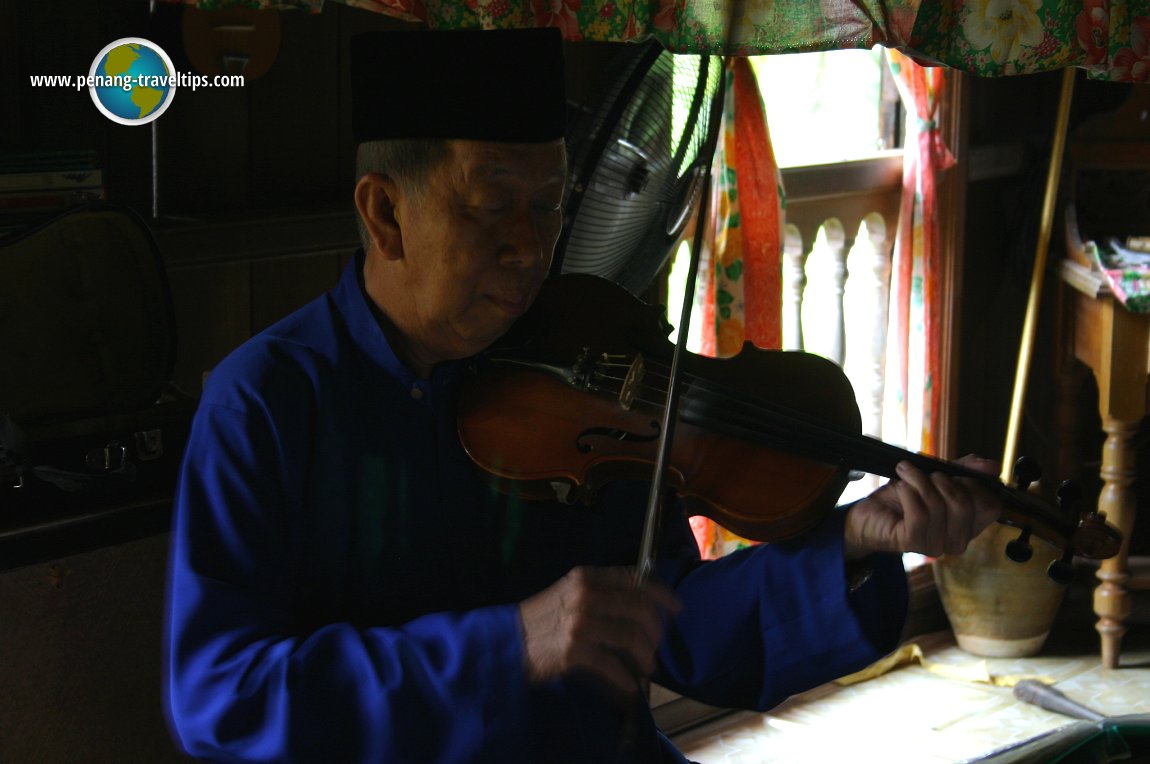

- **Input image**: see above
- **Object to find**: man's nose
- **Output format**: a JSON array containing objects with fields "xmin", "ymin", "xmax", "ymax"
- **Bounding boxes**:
[{"xmin": 499, "ymin": 207, "xmax": 547, "ymax": 267}]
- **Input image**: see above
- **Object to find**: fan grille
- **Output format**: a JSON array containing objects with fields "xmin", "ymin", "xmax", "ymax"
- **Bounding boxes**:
[{"xmin": 557, "ymin": 44, "xmax": 721, "ymax": 295}]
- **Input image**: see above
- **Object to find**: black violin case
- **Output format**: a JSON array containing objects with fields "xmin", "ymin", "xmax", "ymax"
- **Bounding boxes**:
[{"xmin": 0, "ymin": 203, "xmax": 196, "ymax": 505}]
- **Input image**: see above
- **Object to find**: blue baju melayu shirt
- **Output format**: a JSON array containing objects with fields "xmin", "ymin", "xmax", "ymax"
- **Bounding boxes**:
[{"xmin": 164, "ymin": 252, "xmax": 908, "ymax": 763}]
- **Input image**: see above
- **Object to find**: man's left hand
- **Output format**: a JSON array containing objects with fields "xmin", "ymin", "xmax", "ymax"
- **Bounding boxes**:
[{"xmin": 843, "ymin": 455, "xmax": 1002, "ymax": 561}]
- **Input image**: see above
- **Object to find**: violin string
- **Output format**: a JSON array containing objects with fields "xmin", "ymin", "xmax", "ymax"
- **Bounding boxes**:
[
  {"xmin": 589, "ymin": 361, "xmax": 854, "ymax": 466},
  {"xmin": 561, "ymin": 354, "xmax": 910, "ymax": 480},
  {"xmin": 589, "ymin": 356, "xmax": 1003, "ymax": 490},
  {"xmin": 592, "ymin": 358, "xmax": 844, "ymax": 445},
  {"xmin": 573, "ymin": 357, "xmax": 1060, "ymax": 536},
  {"xmin": 577, "ymin": 364, "xmax": 1069, "ymax": 544}
]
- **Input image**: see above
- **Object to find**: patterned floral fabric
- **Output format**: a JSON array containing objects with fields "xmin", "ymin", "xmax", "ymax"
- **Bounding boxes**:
[
  {"xmin": 698, "ymin": 61, "xmax": 783, "ymax": 360},
  {"xmin": 883, "ymin": 49, "xmax": 954, "ymax": 457},
  {"xmin": 691, "ymin": 59, "xmax": 783, "ymax": 560},
  {"xmin": 163, "ymin": 0, "xmax": 1150, "ymax": 82}
]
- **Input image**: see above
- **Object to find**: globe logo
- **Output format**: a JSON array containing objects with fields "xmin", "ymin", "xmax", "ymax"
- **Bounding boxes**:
[{"xmin": 88, "ymin": 38, "xmax": 177, "ymax": 125}]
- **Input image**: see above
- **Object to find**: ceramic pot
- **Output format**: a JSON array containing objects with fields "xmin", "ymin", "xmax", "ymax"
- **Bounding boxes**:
[{"xmin": 934, "ymin": 523, "xmax": 1068, "ymax": 657}]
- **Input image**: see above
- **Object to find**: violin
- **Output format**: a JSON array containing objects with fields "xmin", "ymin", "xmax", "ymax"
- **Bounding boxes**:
[{"xmin": 457, "ymin": 273, "xmax": 1122, "ymax": 575}]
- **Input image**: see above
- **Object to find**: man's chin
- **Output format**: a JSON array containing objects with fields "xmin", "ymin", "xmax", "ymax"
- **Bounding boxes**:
[{"xmin": 449, "ymin": 324, "xmax": 516, "ymax": 360}]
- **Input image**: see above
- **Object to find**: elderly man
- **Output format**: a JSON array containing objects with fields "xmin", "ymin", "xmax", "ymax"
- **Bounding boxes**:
[{"xmin": 164, "ymin": 28, "xmax": 999, "ymax": 763}]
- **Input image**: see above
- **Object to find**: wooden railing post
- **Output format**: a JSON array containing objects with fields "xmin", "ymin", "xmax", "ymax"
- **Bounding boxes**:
[
  {"xmin": 844, "ymin": 212, "xmax": 892, "ymax": 442},
  {"xmin": 799, "ymin": 219, "xmax": 849, "ymax": 367},
  {"xmin": 782, "ymin": 223, "xmax": 806, "ymax": 352}
]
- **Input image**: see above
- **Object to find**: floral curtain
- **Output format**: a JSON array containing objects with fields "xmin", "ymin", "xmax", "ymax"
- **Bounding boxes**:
[
  {"xmin": 167, "ymin": 0, "xmax": 1150, "ymax": 82},
  {"xmin": 882, "ymin": 49, "xmax": 954, "ymax": 457},
  {"xmin": 691, "ymin": 58, "xmax": 783, "ymax": 560}
]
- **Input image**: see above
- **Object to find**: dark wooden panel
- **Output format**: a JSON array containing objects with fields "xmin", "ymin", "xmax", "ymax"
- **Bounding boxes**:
[
  {"xmin": 152, "ymin": 210, "xmax": 358, "ymax": 268},
  {"xmin": 249, "ymin": 10, "xmax": 342, "ymax": 206},
  {"xmin": 4, "ymin": 2, "xmax": 110, "ymax": 152},
  {"xmin": 0, "ymin": 533, "xmax": 190, "ymax": 763},
  {"xmin": 250, "ymin": 253, "xmax": 341, "ymax": 334},
  {"xmin": 157, "ymin": 83, "xmax": 251, "ymax": 214},
  {"xmin": 0, "ymin": 0, "xmax": 22, "ymax": 147},
  {"xmin": 167, "ymin": 261, "xmax": 251, "ymax": 396}
]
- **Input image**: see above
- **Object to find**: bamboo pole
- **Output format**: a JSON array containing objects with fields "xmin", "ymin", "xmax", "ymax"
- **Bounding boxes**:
[{"xmin": 1001, "ymin": 68, "xmax": 1077, "ymax": 484}]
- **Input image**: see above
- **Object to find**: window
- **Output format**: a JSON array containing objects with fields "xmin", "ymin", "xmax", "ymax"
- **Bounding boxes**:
[{"xmin": 752, "ymin": 48, "xmax": 899, "ymax": 168}]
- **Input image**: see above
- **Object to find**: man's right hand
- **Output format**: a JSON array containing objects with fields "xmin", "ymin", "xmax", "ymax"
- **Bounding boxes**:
[{"xmin": 517, "ymin": 566, "xmax": 682, "ymax": 694}]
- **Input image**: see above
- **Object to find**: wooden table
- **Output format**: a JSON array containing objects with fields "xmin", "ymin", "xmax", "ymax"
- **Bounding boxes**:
[{"xmin": 1059, "ymin": 258, "xmax": 1148, "ymax": 668}]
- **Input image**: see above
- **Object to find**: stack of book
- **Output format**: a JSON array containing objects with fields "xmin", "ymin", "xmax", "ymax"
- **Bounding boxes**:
[
  {"xmin": 1094, "ymin": 236, "xmax": 1150, "ymax": 314},
  {"xmin": 0, "ymin": 151, "xmax": 105, "ymax": 238}
]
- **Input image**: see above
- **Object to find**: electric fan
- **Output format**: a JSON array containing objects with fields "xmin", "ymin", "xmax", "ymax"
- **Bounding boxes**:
[{"xmin": 554, "ymin": 42, "xmax": 722, "ymax": 295}]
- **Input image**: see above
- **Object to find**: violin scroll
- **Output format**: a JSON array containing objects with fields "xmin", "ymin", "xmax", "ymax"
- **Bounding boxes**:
[{"xmin": 998, "ymin": 470, "xmax": 1121, "ymax": 584}]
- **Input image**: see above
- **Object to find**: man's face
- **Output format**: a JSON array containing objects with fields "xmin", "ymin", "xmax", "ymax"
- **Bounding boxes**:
[{"xmin": 389, "ymin": 139, "xmax": 567, "ymax": 364}]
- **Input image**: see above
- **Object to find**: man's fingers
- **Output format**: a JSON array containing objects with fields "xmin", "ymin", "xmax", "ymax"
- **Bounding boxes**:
[
  {"xmin": 896, "ymin": 460, "xmax": 1003, "ymax": 556},
  {"xmin": 580, "ymin": 573, "xmax": 677, "ymax": 675},
  {"xmin": 519, "ymin": 566, "xmax": 680, "ymax": 691},
  {"xmin": 850, "ymin": 453, "xmax": 1007, "ymax": 559},
  {"xmin": 569, "ymin": 569, "xmax": 680, "ymax": 649},
  {"xmin": 563, "ymin": 633, "xmax": 647, "ymax": 694},
  {"xmin": 599, "ymin": 567, "xmax": 683, "ymax": 614},
  {"xmin": 562, "ymin": 599, "xmax": 657, "ymax": 674},
  {"xmin": 956, "ymin": 453, "xmax": 1001, "ymax": 477},
  {"xmin": 930, "ymin": 472, "xmax": 977, "ymax": 554},
  {"xmin": 952, "ymin": 454, "xmax": 1005, "ymax": 539},
  {"xmin": 895, "ymin": 461, "xmax": 947, "ymax": 554}
]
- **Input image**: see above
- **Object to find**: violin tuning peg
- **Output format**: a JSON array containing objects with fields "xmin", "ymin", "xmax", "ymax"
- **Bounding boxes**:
[
  {"xmin": 1056, "ymin": 480, "xmax": 1082, "ymax": 514},
  {"xmin": 1046, "ymin": 547, "xmax": 1076, "ymax": 586},
  {"xmin": 1071, "ymin": 511, "xmax": 1123, "ymax": 560},
  {"xmin": 1012, "ymin": 456, "xmax": 1042, "ymax": 492},
  {"xmin": 1005, "ymin": 526, "xmax": 1034, "ymax": 563},
  {"xmin": 1076, "ymin": 510, "xmax": 1105, "ymax": 532}
]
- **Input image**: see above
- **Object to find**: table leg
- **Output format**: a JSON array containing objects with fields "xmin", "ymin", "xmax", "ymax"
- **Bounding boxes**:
[{"xmin": 1094, "ymin": 415, "xmax": 1138, "ymax": 668}]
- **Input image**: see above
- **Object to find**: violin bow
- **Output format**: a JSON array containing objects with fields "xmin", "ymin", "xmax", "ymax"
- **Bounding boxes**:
[{"xmin": 635, "ymin": 57, "xmax": 729, "ymax": 583}]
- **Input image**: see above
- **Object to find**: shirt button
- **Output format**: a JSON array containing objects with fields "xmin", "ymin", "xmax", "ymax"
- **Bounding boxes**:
[{"xmin": 410, "ymin": 386, "xmax": 424, "ymax": 400}]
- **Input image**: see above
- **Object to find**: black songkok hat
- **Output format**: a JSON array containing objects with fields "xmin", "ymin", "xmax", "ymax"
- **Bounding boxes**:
[{"xmin": 351, "ymin": 28, "xmax": 566, "ymax": 144}]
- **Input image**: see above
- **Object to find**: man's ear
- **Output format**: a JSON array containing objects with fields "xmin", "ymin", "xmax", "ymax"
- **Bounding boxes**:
[{"xmin": 354, "ymin": 172, "xmax": 404, "ymax": 261}]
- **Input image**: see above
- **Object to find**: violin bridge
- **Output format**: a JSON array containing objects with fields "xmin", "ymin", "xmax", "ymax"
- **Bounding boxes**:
[{"xmin": 618, "ymin": 353, "xmax": 645, "ymax": 410}]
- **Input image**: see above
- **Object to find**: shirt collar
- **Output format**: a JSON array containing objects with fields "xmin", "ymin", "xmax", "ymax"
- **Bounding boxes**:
[{"xmin": 333, "ymin": 250, "xmax": 461, "ymax": 402}]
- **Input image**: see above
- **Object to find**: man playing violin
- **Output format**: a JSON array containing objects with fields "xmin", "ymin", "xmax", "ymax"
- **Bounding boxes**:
[{"xmin": 164, "ymin": 28, "xmax": 1002, "ymax": 763}]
